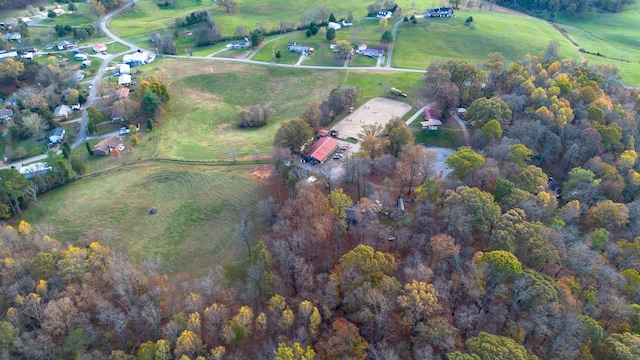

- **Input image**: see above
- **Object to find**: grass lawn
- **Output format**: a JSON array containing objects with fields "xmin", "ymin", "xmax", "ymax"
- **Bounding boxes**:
[
  {"xmin": 39, "ymin": 2, "xmax": 95, "ymax": 27},
  {"xmin": 350, "ymin": 54, "xmax": 378, "ymax": 67},
  {"xmin": 393, "ymin": 10, "xmax": 579, "ymax": 69},
  {"xmin": 411, "ymin": 118, "xmax": 466, "ymax": 149},
  {"xmin": 21, "ymin": 163, "xmax": 266, "ymax": 275}
]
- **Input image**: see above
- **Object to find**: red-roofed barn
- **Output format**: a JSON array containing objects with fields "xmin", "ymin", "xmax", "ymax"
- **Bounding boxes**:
[{"xmin": 303, "ymin": 137, "xmax": 339, "ymax": 165}]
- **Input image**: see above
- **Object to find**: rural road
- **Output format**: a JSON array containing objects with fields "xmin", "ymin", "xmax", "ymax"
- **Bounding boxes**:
[{"xmin": 9, "ymin": 5, "xmax": 432, "ymax": 169}]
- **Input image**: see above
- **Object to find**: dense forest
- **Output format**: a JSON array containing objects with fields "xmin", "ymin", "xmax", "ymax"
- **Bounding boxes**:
[{"xmin": 2, "ymin": 45, "xmax": 640, "ymax": 359}]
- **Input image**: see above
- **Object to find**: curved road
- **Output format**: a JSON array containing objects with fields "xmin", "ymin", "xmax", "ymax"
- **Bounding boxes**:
[{"xmin": 71, "ymin": 4, "xmax": 428, "ymax": 149}]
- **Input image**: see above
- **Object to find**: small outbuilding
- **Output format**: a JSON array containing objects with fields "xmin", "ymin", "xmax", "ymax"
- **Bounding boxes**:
[
  {"xmin": 74, "ymin": 53, "xmax": 88, "ymax": 61},
  {"xmin": 328, "ymin": 22, "xmax": 341, "ymax": 30},
  {"xmin": 421, "ymin": 107, "xmax": 441, "ymax": 130}
]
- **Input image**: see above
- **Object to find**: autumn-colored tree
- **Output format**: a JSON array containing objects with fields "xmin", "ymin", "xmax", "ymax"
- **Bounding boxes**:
[
  {"xmin": 274, "ymin": 342, "xmax": 316, "ymax": 360},
  {"xmin": 317, "ymin": 317, "xmax": 369, "ymax": 360},
  {"xmin": 382, "ymin": 117, "xmax": 413, "ymax": 157},
  {"xmin": 446, "ymin": 147, "xmax": 485, "ymax": 180},
  {"xmin": 274, "ymin": 119, "xmax": 314, "ymax": 153},
  {"xmin": 397, "ymin": 280, "xmax": 442, "ymax": 328},
  {"xmin": 587, "ymin": 200, "xmax": 629, "ymax": 230},
  {"xmin": 465, "ymin": 332, "xmax": 532, "ymax": 360}
]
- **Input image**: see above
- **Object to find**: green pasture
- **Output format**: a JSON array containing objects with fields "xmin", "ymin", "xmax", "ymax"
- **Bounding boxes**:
[
  {"xmin": 393, "ymin": 10, "xmax": 580, "ymax": 69},
  {"xmin": 411, "ymin": 118, "xmax": 465, "ymax": 149},
  {"xmin": 155, "ymin": 58, "xmax": 424, "ymax": 160},
  {"xmin": 107, "ymin": 0, "xmax": 438, "ymax": 42},
  {"xmin": 22, "ymin": 163, "xmax": 264, "ymax": 275},
  {"xmin": 350, "ymin": 54, "xmax": 378, "ymax": 67},
  {"xmin": 553, "ymin": 3, "xmax": 640, "ymax": 84}
]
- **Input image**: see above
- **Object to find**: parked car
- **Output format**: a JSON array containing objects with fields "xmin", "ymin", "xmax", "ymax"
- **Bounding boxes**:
[{"xmin": 44, "ymin": 45, "xmax": 54, "ymax": 50}]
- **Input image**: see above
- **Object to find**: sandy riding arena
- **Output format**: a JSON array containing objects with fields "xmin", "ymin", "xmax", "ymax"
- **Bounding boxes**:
[{"xmin": 331, "ymin": 97, "xmax": 412, "ymax": 140}]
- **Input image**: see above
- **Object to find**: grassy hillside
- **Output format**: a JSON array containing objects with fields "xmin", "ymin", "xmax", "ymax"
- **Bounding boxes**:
[
  {"xmin": 155, "ymin": 59, "xmax": 423, "ymax": 160},
  {"xmin": 22, "ymin": 163, "xmax": 265, "ymax": 276},
  {"xmin": 554, "ymin": 3, "xmax": 640, "ymax": 84},
  {"xmin": 393, "ymin": 10, "xmax": 580, "ymax": 68}
]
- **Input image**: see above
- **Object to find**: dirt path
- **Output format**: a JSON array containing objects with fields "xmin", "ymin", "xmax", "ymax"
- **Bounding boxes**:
[{"xmin": 451, "ymin": 111, "xmax": 470, "ymax": 146}]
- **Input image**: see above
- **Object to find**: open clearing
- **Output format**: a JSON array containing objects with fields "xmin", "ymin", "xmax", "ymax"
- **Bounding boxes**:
[
  {"xmin": 22, "ymin": 163, "xmax": 267, "ymax": 276},
  {"xmin": 331, "ymin": 97, "xmax": 412, "ymax": 140}
]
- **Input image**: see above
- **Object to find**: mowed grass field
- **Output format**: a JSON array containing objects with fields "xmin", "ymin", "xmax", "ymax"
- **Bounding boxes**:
[
  {"xmin": 153, "ymin": 58, "xmax": 424, "ymax": 160},
  {"xmin": 22, "ymin": 163, "xmax": 266, "ymax": 275},
  {"xmin": 554, "ymin": 3, "xmax": 640, "ymax": 84},
  {"xmin": 393, "ymin": 10, "xmax": 580, "ymax": 69}
]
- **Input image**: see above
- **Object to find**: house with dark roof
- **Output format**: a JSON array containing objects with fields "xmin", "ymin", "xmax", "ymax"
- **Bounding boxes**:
[
  {"xmin": 357, "ymin": 47, "xmax": 383, "ymax": 58},
  {"xmin": 231, "ymin": 41, "xmax": 250, "ymax": 49},
  {"xmin": 303, "ymin": 137, "xmax": 339, "ymax": 165},
  {"xmin": 56, "ymin": 40, "xmax": 73, "ymax": 51},
  {"xmin": 93, "ymin": 136, "xmax": 123, "ymax": 156},
  {"xmin": 48, "ymin": 127, "xmax": 65, "ymax": 143}
]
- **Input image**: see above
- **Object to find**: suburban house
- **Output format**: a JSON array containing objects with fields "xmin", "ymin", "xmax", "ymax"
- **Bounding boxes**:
[
  {"xmin": 421, "ymin": 107, "xmax": 442, "ymax": 130},
  {"xmin": 48, "ymin": 127, "xmax": 65, "ymax": 143},
  {"xmin": 19, "ymin": 162, "xmax": 52, "ymax": 179},
  {"xmin": 376, "ymin": 10, "xmax": 392, "ymax": 18},
  {"xmin": 117, "ymin": 63, "xmax": 131, "ymax": 75},
  {"xmin": 5, "ymin": 32, "xmax": 21, "ymax": 42},
  {"xmin": 53, "ymin": 105, "xmax": 72, "ymax": 120},
  {"xmin": 302, "ymin": 136, "xmax": 340, "ymax": 165},
  {"xmin": 230, "ymin": 41, "xmax": 249, "ymax": 49},
  {"xmin": 123, "ymin": 50, "xmax": 154, "ymax": 67},
  {"xmin": 118, "ymin": 74, "xmax": 132, "ymax": 86},
  {"xmin": 328, "ymin": 22, "xmax": 341, "ymax": 30},
  {"xmin": 0, "ymin": 51, "xmax": 17, "ymax": 60},
  {"xmin": 56, "ymin": 40, "xmax": 73, "ymax": 51},
  {"xmin": 74, "ymin": 53, "xmax": 88, "ymax": 61},
  {"xmin": 93, "ymin": 136, "xmax": 123, "ymax": 156},
  {"xmin": 341, "ymin": 20, "xmax": 353, "ymax": 27},
  {"xmin": 93, "ymin": 43, "xmax": 107, "ymax": 53},
  {"xmin": 361, "ymin": 48, "xmax": 383, "ymax": 58},
  {"xmin": 288, "ymin": 44, "xmax": 314, "ymax": 54},
  {"xmin": 115, "ymin": 88, "xmax": 130, "ymax": 99},
  {"xmin": 427, "ymin": 7, "xmax": 454, "ymax": 17},
  {"xmin": 0, "ymin": 108, "xmax": 13, "ymax": 121}
]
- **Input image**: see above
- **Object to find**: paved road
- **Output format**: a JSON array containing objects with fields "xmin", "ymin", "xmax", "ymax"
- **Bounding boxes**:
[{"xmin": 72, "ymin": 4, "xmax": 138, "ymax": 149}]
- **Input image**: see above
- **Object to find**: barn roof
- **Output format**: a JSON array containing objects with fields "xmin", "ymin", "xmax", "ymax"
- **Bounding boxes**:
[
  {"xmin": 424, "ymin": 107, "xmax": 438, "ymax": 121},
  {"xmin": 305, "ymin": 137, "xmax": 339, "ymax": 163}
]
